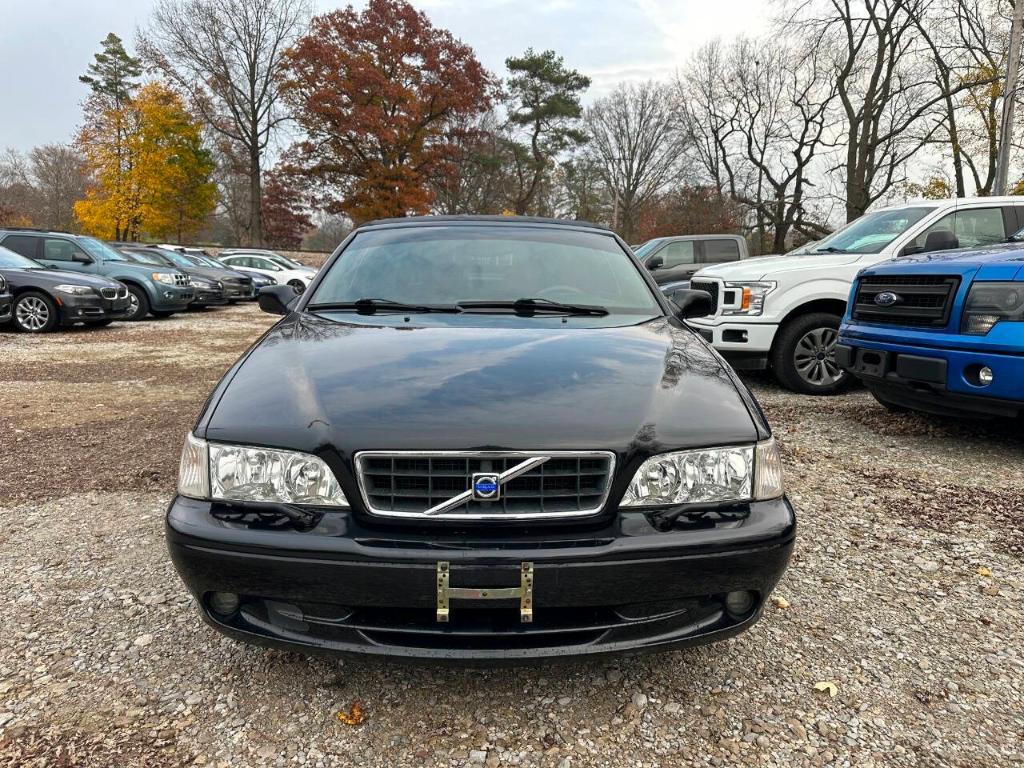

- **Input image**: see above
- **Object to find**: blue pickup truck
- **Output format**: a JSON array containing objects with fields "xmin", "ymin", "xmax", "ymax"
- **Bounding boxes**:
[{"xmin": 837, "ymin": 246, "xmax": 1024, "ymax": 419}]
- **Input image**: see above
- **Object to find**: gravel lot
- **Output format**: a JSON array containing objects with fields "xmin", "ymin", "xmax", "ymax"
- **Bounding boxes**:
[{"xmin": 1, "ymin": 304, "xmax": 1022, "ymax": 767}]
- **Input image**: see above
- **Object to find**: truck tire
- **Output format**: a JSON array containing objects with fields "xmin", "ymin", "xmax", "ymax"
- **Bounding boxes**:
[
  {"xmin": 771, "ymin": 312, "xmax": 851, "ymax": 396},
  {"xmin": 124, "ymin": 285, "xmax": 150, "ymax": 321}
]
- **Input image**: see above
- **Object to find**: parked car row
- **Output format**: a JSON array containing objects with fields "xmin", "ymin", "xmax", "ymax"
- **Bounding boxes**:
[
  {"xmin": 0, "ymin": 228, "xmax": 316, "ymax": 333},
  {"xmin": 671, "ymin": 196, "xmax": 1024, "ymax": 418}
]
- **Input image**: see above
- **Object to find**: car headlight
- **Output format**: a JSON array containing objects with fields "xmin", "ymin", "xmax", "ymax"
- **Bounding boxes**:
[
  {"xmin": 191, "ymin": 277, "xmax": 215, "ymax": 289},
  {"xmin": 177, "ymin": 433, "xmax": 349, "ymax": 507},
  {"xmin": 620, "ymin": 438, "xmax": 783, "ymax": 507},
  {"xmin": 723, "ymin": 281, "xmax": 776, "ymax": 316},
  {"xmin": 152, "ymin": 272, "xmax": 178, "ymax": 285},
  {"xmin": 54, "ymin": 284, "xmax": 95, "ymax": 296},
  {"xmin": 961, "ymin": 282, "xmax": 1024, "ymax": 335}
]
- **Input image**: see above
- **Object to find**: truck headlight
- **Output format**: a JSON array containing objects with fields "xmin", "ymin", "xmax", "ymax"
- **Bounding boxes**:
[
  {"xmin": 152, "ymin": 272, "xmax": 178, "ymax": 285},
  {"xmin": 723, "ymin": 281, "xmax": 776, "ymax": 316},
  {"xmin": 620, "ymin": 438, "xmax": 783, "ymax": 507},
  {"xmin": 54, "ymin": 284, "xmax": 95, "ymax": 296},
  {"xmin": 177, "ymin": 433, "xmax": 349, "ymax": 507},
  {"xmin": 961, "ymin": 282, "xmax": 1024, "ymax": 335}
]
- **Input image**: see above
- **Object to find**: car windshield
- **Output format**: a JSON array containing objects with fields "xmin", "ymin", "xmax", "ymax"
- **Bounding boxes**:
[
  {"xmin": 194, "ymin": 255, "xmax": 223, "ymax": 268},
  {"xmin": 124, "ymin": 250, "xmax": 167, "ymax": 266},
  {"xmin": 0, "ymin": 245, "xmax": 42, "ymax": 269},
  {"xmin": 159, "ymin": 250, "xmax": 195, "ymax": 269},
  {"xmin": 632, "ymin": 239, "xmax": 663, "ymax": 258},
  {"xmin": 80, "ymin": 236, "xmax": 129, "ymax": 261},
  {"xmin": 811, "ymin": 207, "xmax": 936, "ymax": 254},
  {"xmin": 309, "ymin": 225, "xmax": 662, "ymax": 317}
]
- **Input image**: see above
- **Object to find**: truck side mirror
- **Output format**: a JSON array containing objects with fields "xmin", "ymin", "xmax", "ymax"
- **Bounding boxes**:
[
  {"xmin": 258, "ymin": 284, "xmax": 299, "ymax": 316},
  {"xmin": 646, "ymin": 255, "xmax": 664, "ymax": 270},
  {"xmin": 670, "ymin": 288, "xmax": 713, "ymax": 319}
]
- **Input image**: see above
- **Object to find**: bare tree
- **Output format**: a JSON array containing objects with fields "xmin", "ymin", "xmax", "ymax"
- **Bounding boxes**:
[
  {"xmin": 142, "ymin": 0, "xmax": 310, "ymax": 246},
  {"xmin": 584, "ymin": 81, "xmax": 682, "ymax": 242},
  {"xmin": 678, "ymin": 39, "xmax": 836, "ymax": 253},
  {"xmin": 29, "ymin": 144, "xmax": 86, "ymax": 231},
  {"xmin": 431, "ymin": 113, "xmax": 517, "ymax": 215}
]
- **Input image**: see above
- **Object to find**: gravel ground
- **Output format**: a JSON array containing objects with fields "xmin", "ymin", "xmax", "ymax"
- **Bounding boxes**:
[{"xmin": 1, "ymin": 304, "xmax": 1022, "ymax": 767}]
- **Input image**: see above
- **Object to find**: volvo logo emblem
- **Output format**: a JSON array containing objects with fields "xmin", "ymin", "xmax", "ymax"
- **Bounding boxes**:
[
  {"xmin": 874, "ymin": 291, "xmax": 901, "ymax": 307},
  {"xmin": 471, "ymin": 473, "xmax": 501, "ymax": 501}
]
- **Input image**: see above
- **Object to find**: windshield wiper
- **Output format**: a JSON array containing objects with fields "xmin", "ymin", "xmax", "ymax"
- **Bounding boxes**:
[
  {"xmin": 813, "ymin": 246, "xmax": 847, "ymax": 253},
  {"xmin": 305, "ymin": 298, "xmax": 463, "ymax": 314},
  {"xmin": 457, "ymin": 298, "xmax": 609, "ymax": 316}
]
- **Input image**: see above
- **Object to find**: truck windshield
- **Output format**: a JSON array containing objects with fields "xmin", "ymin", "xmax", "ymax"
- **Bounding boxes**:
[
  {"xmin": 632, "ymin": 239, "xmax": 663, "ymax": 258},
  {"xmin": 812, "ymin": 207, "xmax": 935, "ymax": 254},
  {"xmin": 310, "ymin": 225, "xmax": 662, "ymax": 316}
]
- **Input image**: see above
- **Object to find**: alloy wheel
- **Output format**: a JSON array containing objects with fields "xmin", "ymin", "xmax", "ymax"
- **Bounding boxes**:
[
  {"xmin": 15, "ymin": 296, "xmax": 50, "ymax": 332},
  {"xmin": 128, "ymin": 292, "xmax": 140, "ymax": 318},
  {"xmin": 792, "ymin": 327, "xmax": 844, "ymax": 388}
]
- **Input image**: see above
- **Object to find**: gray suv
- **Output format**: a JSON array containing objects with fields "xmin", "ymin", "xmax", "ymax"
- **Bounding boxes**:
[
  {"xmin": 0, "ymin": 230, "xmax": 194, "ymax": 321},
  {"xmin": 634, "ymin": 234, "xmax": 749, "ymax": 286}
]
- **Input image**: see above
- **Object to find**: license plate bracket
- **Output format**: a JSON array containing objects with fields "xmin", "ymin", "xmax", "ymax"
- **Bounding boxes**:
[{"xmin": 436, "ymin": 561, "xmax": 534, "ymax": 623}]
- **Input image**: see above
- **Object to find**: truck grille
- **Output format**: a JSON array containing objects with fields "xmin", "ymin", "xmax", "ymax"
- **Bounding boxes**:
[
  {"xmin": 355, "ymin": 451, "xmax": 616, "ymax": 520},
  {"xmin": 852, "ymin": 275, "xmax": 960, "ymax": 328},
  {"xmin": 173, "ymin": 273, "xmax": 190, "ymax": 287},
  {"xmin": 689, "ymin": 280, "xmax": 719, "ymax": 314}
]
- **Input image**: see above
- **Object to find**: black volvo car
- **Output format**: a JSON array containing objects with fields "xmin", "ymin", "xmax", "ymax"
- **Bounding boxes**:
[{"xmin": 168, "ymin": 216, "xmax": 795, "ymax": 661}]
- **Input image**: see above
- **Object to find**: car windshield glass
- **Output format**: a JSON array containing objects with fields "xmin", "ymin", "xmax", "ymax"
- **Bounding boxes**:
[
  {"xmin": 80, "ymin": 236, "xmax": 128, "ymax": 261},
  {"xmin": 125, "ymin": 250, "xmax": 165, "ymax": 265},
  {"xmin": 632, "ymin": 239, "xmax": 662, "ymax": 258},
  {"xmin": 160, "ymin": 250, "xmax": 194, "ymax": 268},
  {"xmin": 309, "ymin": 225, "xmax": 661, "ymax": 317},
  {"xmin": 811, "ymin": 207, "xmax": 935, "ymax": 254},
  {"xmin": 195, "ymin": 255, "xmax": 222, "ymax": 268},
  {"xmin": 0, "ymin": 245, "xmax": 41, "ymax": 268}
]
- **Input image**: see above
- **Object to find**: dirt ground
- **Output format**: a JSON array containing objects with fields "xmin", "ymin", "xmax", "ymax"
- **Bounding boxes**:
[{"xmin": 1, "ymin": 303, "xmax": 1022, "ymax": 767}]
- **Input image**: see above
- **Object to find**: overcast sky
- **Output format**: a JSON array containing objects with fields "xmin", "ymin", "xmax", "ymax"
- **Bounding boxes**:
[{"xmin": 0, "ymin": 0, "xmax": 769, "ymax": 152}]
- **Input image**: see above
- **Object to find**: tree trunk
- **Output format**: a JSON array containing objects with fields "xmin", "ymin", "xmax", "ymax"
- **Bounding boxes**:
[{"xmin": 249, "ymin": 145, "xmax": 263, "ymax": 246}]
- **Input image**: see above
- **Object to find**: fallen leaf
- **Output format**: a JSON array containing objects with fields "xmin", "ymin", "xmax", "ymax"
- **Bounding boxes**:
[
  {"xmin": 336, "ymin": 700, "xmax": 364, "ymax": 726},
  {"xmin": 814, "ymin": 681, "xmax": 838, "ymax": 697},
  {"xmin": 976, "ymin": 566, "xmax": 992, "ymax": 577},
  {"xmin": 771, "ymin": 596, "xmax": 790, "ymax": 610}
]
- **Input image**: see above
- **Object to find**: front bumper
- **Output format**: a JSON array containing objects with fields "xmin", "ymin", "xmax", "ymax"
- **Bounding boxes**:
[
  {"xmin": 836, "ymin": 341, "xmax": 1024, "ymax": 418},
  {"xmin": 150, "ymin": 284, "xmax": 194, "ymax": 311},
  {"xmin": 686, "ymin": 319, "xmax": 778, "ymax": 369},
  {"xmin": 57, "ymin": 294, "xmax": 132, "ymax": 324},
  {"xmin": 191, "ymin": 287, "xmax": 228, "ymax": 306},
  {"xmin": 166, "ymin": 495, "xmax": 796, "ymax": 661}
]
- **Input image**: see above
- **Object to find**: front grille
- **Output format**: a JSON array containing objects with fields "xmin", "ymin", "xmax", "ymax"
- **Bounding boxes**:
[
  {"xmin": 173, "ymin": 274, "xmax": 190, "ymax": 287},
  {"xmin": 100, "ymin": 287, "xmax": 118, "ymax": 299},
  {"xmin": 852, "ymin": 275, "xmax": 960, "ymax": 328},
  {"xmin": 356, "ymin": 451, "xmax": 615, "ymax": 520},
  {"xmin": 689, "ymin": 279, "xmax": 719, "ymax": 314},
  {"xmin": 224, "ymin": 276, "xmax": 252, "ymax": 286}
]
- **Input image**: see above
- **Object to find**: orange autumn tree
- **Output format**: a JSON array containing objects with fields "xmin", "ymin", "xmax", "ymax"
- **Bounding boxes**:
[{"xmin": 279, "ymin": 0, "xmax": 495, "ymax": 224}]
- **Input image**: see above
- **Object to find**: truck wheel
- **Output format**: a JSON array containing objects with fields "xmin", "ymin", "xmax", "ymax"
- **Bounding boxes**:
[
  {"xmin": 124, "ymin": 285, "xmax": 150, "ymax": 321},
  {"xmin": 13, "ymin": 291, "xmax": 58, "ymax": 333},
  {"xmin": 771, "ymin": 312, "xmax": 850, "ymax": 395}
]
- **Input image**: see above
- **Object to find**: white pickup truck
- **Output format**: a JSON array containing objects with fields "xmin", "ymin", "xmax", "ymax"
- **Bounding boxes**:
[{"xmin": 688, "ymin": 196, "xmax": 1024, "ymax": 394}]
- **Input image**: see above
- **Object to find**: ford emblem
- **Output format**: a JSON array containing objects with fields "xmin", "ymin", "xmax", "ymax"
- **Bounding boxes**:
[{"xmin": 874, "ymin": 291, "xmax": 900, "ymax": 307}]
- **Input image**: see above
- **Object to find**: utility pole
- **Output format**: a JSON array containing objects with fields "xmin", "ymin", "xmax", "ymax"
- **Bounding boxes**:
[{"xmin": 995, "ymin": 0, "xmax": 1024, "ymax": 195}]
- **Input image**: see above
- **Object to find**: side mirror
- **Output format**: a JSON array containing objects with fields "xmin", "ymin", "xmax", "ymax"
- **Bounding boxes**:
[
  {"xmin": 901, "ymin": 245, "xmax": 925, "ymax": 256},
  {"xmin": 670, "ymin": 288, "xmax": 713, "ymax": 319},
  {"xmin": 923, "ymin": 229, "xmax": 959, "ymax": 253},
  {"xmin": 646, "ymin": 255, "xmax": 664, "ymax": 270},
  {"xmin": 72, "ymin": 253, "xmax": 92, "ymax": 264},
  {"xmin": 258, "ymin": 284, "xmax": 299, "ymax": 316}
]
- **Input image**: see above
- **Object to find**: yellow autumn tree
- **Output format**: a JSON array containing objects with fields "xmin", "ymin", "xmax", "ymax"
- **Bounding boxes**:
[
  {"xmin": 76, "ymin": 82, "xmax": 217, "ymax": 241},
  {"xmin": 133, "ymin": 83, "xmax": 217, "ymax": 241}
]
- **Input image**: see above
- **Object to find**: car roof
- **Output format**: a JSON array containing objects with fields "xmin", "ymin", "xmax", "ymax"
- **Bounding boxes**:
[{"xmin": 358, "ymin": 215, "xmax": 610, "ymax": 232}]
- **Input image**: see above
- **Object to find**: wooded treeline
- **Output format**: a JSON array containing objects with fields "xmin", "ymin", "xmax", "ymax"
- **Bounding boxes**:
[{"xmin": 0, "ymin": 0, "xmax": 1021, "ymax": 253}]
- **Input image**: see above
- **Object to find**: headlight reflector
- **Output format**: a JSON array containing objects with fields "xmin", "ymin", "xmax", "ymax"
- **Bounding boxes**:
[
  {"xmin": 961, "ymin": 282, "xmax": 1024, "ymax": 335},
  {"xmin": 176, "ymin": 433, "xmax": 348, "ymax": 507},
  {"xmin": 621, "ymin": 438, "xmax": 783, "ymax": 507},
  {"xmin": 54, "ymin": 284, "xmax": 95, "ymax": 296},
  {"xmin": 723, "ymin": 281, "xmax": 776, "ymax": 316},
  {"xmin": 152, "ymin": 272, "xmax": 178, "ymax": 285}
]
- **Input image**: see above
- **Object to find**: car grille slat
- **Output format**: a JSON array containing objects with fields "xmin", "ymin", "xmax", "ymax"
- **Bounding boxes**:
[
  {"xmin": 689, "ymin": 279, "xmax": 719, "ymax": 314},
  {"xmin": 852, "ymin": 275, "xmax": 960, "ymax": 328},
  {"xmin": 356, "ymin": 451, "xmax": 615, "ymax": 520}
]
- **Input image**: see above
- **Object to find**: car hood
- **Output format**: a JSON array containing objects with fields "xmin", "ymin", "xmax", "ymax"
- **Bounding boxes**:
[
  {"xmin": 112, "ymin": 260, "xmax": 185, "ymax": 277},
  {"xmin": 0, "ymin": 267, "xmax": 122, "ymax": 290},
  {"xmin": 203, "ymin": 314, "xmax": 763, "ymax": 457},
  {"xmin": 180, "ymin": 265, "xmax": 248, "ymax": 282},
  {"xmin": 698, "ymin": 252, "xmax": 863, "ymax": 280},
  {"xmin": 886, "ymin": 242, "xmax": 1024, "ymax": 267}
]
